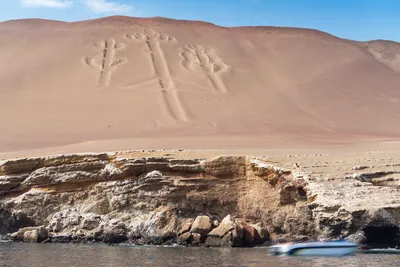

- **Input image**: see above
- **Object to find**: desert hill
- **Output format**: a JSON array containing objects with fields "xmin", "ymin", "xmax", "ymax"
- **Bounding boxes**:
[
  {"xmin": 359, "ymin": 40, "xmax": 400, "ymax": 74},
  {"xmin": 1, "ymin": 16, "xmax": 400, "ymax": 155}
]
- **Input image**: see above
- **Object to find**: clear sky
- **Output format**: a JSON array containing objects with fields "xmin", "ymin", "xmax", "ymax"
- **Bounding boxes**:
[{"xmin": 1, "ymin": 0, "xmax": 400, "ymax": 42}]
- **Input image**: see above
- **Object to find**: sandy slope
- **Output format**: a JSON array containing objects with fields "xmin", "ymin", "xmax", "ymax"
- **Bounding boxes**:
[{"xmin": 1, "ymin": 16, "xmax": 400, "ymax": 155}]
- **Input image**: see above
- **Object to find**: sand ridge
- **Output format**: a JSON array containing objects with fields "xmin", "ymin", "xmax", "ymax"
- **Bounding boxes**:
[{"xmin": 1, "ymin": 16, "xmax": 400, "ymax": 154}]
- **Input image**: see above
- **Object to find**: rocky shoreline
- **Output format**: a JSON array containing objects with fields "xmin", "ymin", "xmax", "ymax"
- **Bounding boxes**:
[
  {"xmin": 0, "ymin": 152, "xmax": 399, "ymax": 248},
  {"xmin": 3, "ymin": 214, "xmax": 272, "ymax": 247}
]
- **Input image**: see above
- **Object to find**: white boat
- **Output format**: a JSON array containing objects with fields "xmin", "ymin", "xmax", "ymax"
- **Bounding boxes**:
[{"xmin": 268, "ymin": 240, "xmax": 358, "ymax": 256}]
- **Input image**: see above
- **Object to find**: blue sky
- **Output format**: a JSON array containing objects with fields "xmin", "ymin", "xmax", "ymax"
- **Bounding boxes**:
[{"xmin": 1, "ymin": 0, "xmax": 400, "ymax": 42}]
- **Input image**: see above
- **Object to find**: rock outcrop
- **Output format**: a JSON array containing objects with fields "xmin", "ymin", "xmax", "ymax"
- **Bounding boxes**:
[
  {"xmin": 0, "ymin": 151, "xmax": 399, "ymax": 247},
  {"xmin": 205, "ymin": 215, "xmax": 241, "ymax": 247},
  {"xmin": 190, "ymin": 216, "xmax": 212, "ymax": 240},
  {"xmin": 10, "ymin": 226, "xmax": 48, "ymax": 243}
]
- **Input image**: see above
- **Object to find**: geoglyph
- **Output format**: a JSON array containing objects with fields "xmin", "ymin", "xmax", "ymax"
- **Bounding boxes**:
[{"xmin": 84, "ymin": 29, "xmax": 229, "ymax": 121}]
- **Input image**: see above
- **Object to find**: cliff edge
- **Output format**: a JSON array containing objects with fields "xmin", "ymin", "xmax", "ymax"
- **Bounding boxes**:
[{"xmin": 1, "ymin": 150, "xmax": 399, "ymax": 248}]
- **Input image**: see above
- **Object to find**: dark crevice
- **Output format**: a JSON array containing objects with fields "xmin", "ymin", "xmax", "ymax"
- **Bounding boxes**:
[
  {"xmin": 363, "ymin": 225, "xmax": 400, "ymax": 249},
  {"xmin": 7, "ymin": 182, "xmax": 24, "ymax": 193},
  {"xmin": 0, "ymin": 209, "xmax": 35, "ymax": 234},
  {"xmin": 297, "ymin": 187, "xmax": 307, "ymax": 199}
]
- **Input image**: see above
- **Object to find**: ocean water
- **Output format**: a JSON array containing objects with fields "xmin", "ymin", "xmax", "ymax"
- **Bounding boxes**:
[{"xmin": 0, "ymin": 243, "xmax": 399, "ymax": 267}]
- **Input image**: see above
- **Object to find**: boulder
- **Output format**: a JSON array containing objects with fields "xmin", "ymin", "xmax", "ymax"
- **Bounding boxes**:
[
  {"xmin": 241, "ymin": 220, "xmax": 258, "ymax": 246},
  {"xmin": 23, "ymin": 230, "xmax": 39, "ymax": 243},
  {"xmin": 207, "ymin": 215, "xmax": 235, "ymax": 237},
  {"xmin": 346, "ymin": 231, "xmax": 367, "ymax": 244},
  {"xmin": 240, "ymin": 221, "xmax": 271, "ymax": 246},
  {"xmin": 190, "ymin": 216, "xmax": 212, "ymax": 239},
  {"xmin": 205, "ymin": 215, "xmax": 238, "ymax": 247},
  {"xmin": 12, "ymin": 226, "xmax": 48, "ymax": 243},
  {"xmin": 250, "ymin": 222, "xmax": 270, "ymax": 245},
  {"xmin": 191, "ymin": 233, "xmax": 202, "ymax": 244},
  {"xmin": 177, "ymin": 232, "xmax": 191, "ymax": 245},
  {"xmin": 178, "ymin": 218, "xmax": 194, "ymax": 235},
  {"xmin": 230, "ymin": 226, "xmax": 244, "ymax": 247},
  {"xmin": 205, "ymin": 230, "xmax": 235, "ymax": 247},
  {"xmin": 103, "ymin": 228, "xmax": 127, "ymax": 244},
  {"xmin": 103, "ymin": 222, "xmax": 127, "ymax": 244}
]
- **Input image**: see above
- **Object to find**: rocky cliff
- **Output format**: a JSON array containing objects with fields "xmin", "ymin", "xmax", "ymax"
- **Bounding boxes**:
[{"xmin": 0, "ymin": 151, "xmax": 399, "ymax": 247}]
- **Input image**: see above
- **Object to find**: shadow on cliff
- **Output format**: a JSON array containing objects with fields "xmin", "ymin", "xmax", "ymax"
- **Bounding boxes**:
[{"xmin": 0, "ymin": 208, "xmax": 35, "ymax": 234}]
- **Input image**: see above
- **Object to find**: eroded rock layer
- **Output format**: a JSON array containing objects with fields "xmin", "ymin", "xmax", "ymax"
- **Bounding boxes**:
[{"xmin": 0, "ymin": 152, "xmax": 399, "ymax": 247}]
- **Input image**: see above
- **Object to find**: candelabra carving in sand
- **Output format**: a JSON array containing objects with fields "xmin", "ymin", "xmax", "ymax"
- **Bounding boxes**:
[
  {"xmin": 181, "ymin": 45, "xmax": 229, "ymax": 93},
  {"xmin": 83, "ymin": 39, "xmax": 127, "ymax": 87},
  {"xmin": 125, "ymin": 29, "xmax": 189, "ymax": 122},
  {"xmin": 82, "ymin": 29, "xmax": 230, "ymax": 122}
]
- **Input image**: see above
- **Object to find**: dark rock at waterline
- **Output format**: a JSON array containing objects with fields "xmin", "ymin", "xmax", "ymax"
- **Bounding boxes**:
[
  {"xmin": 128, "ymin": 235, "xmax": 176, "ymax": 246},
  {"xmin": 48, "ymin": 234, "xmax": 72, "ymax": 243},
  {"xmin": 0, "ymin": 209, "xmax": 35, "ymax": 235},
  {"xmin": 191, "ymin": 233, "xmax": 202, "ymax": 245},
  {"xmin": 205, "ymin": 233, "xmax": 233, "ymax": 247},
  {"xmin": 250, "ymin": 222, "xmax": 271, "ymax": 245},
  {"xmin": 242, "ymin": 220, "xmax": 264, "ymax": 247},
  {"xmin": 177, "ymin": 232, "xmax": 191, "ymax": 245},
  {"xmin": 9, "ymin": 226, "xmax": 48, "ymax": 243},
  {"xmin": 102, "ymin": 219, "xmax": 128, "ymax": 244},
  {"xmin": 103, "ymin": 229, "xmax": 127, "ymax": 244}
]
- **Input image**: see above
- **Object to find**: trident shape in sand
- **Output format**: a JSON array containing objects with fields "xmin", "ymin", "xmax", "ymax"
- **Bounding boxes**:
[
  {"xmin": 83, "ymin": 39, "xmax": 127, "ymax": 87},
  {"xmin": 181, "ymin": 45, "xmax": 229, "ymax": 93},
  {"xmin": 124, "ymin": 29, "xmax": 189, "ymax": 122}
]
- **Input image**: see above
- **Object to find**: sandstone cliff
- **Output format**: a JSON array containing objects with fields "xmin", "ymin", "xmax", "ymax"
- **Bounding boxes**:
[{"xmin": 0, "ymin": 151, "xmax": 399, "ymax": 247}]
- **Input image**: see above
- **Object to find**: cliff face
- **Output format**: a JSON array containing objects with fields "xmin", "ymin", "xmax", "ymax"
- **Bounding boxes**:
[{"xmin": 0, "ymin": 152, "xmax": 399, "ymax": 247}]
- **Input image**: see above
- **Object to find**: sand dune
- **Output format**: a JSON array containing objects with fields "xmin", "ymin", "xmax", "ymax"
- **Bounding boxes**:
[
  {"xmin": 360, "ymin": 40, "xmax": 400, "ymax": 74},
  {"xmin": 1, "ymin": 16, "xmax": 400, "ymax": 154}
]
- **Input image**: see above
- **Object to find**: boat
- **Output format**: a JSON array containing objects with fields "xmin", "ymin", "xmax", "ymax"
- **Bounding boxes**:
[{"xmin": 268, "ymin": 240, "xmax": 358, "ymax": 256}]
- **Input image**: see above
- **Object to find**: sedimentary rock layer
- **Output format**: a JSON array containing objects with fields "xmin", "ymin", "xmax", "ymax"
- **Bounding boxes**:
[{"xmin": 0, "ymin": 151, "xmax": 399, "ymax": 247}]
